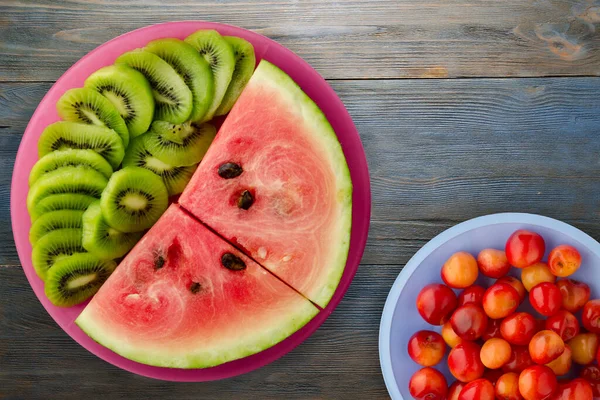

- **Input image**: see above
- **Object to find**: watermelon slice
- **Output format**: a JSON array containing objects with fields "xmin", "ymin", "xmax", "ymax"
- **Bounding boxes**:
[
  {"xmin": 75, "ymin": 204, "xmax": 318, "ymax": 368},
  {"xmin": 179, "ymin": 60, "xmax": 352, "ymax": 308}
]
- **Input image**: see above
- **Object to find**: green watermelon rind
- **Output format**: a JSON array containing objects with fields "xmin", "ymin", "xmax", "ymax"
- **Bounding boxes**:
[
  {"xmin": 251, "ymin": 61, "xmax": 353, "ymax": 308},
  {"xmin": 75, "ymin": 292, "xmax": 319, "ymax": 369}
]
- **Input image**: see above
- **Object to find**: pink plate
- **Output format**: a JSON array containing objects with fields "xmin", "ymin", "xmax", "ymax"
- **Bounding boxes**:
[{"xmin": 10, "ymin": 21, "xmax": 371, "ymax": 381}]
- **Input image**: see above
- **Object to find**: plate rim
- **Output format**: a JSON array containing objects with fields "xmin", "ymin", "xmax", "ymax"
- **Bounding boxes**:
[
  {"xmin": 378, "ymin": 212, "xmax": 600, "ymax": 399},
  {"xmin": 10, "ymin": 20, "xmax": 371, "ymax": 381}
]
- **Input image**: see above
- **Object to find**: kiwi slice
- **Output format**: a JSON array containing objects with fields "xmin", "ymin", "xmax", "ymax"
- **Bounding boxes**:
[
  {"xmin": 115, "ymin": 50, "xmax": 193, "ymax": 124},
  {"xmin": 29, "ymin": 149, "xmax": 113, "ymax": 187},
  {"xmin": 184, "ymin": 30, "xmax": 235, "ymax": 121},
  {"xmin": 32, "ymin": 228, "xmax": 85, "ymax": 280},
  {"xmin": 56, "ymin": 87, "xmax": 130, "ymax": 148},
  {"xmin": 122, "ymin": 135, "xmax": 199, "ymax": 196},
  {"xmin": 29, "ymin": 210, "xmax": 84, "ymax": 245},
  {"xmin": 38, "ymin": 121, "xmax": 125, "ymax": 169},
  {"xmin": 215, "ymin": 37, "xmax": 256, "ymax": 116},
  {"xmin": 82, "ymin": 201, "xmax": 143, "ymax": 259},
  {"xmin": 27, "ymin": 166, "xmax": 108, "ymax": 214},
  {"xmin": 145, "ymin": 38, "xmax": 214, "ymax": 123},
  {"xmin": 30, "ymin": 194, "xmax": 97, "ymax": 222},
  {"xmin": 84, "ymin": 64, "xmax": 154, "ymax": 138},
  {"xmin": 100, "ymin": 166, "xmax": 168, "ymax": 233},
  {"xmin": 144, "ymin": 121, "xmax": 216, "ymax": 166},
  {"xmin": 44, "ymin": 253, "xmax": 117, "ymax": 307}
]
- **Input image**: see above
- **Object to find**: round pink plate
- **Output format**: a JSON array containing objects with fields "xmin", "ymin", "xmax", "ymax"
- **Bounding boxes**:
[{"xmin": 10, "ymin": 21, "xmax": 371, "ymax": 381}]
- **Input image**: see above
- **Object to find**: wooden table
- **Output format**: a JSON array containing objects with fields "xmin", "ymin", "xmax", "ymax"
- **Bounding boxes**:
[{"xmin": 1, "ymin": 1, "xmax": 599, "ymax": 398}]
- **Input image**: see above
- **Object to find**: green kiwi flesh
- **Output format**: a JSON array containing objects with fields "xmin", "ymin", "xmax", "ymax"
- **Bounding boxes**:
[
  {"xmin": 144, "ymin": 121, "xmax": 216, "ymax": 166},
  {"xmin": 38, "ymin": 121, "xmax": 125, "ymax": 169},
  {"xmin": 184, "ymin": 30, "xmax": 235, "ymax": 121},
  {"xmin": 29, "ymin": 210, "xmax": 84, "ymax": 245},
  {"xmin": 82, "ymin": 201, "xmax": 143, "ymax": 259},
  {"xmin": 100, "ymin": 166, "xmax": 168, "ymax": 233},
  {"xmin": 56, "ymin": 87, "xmax": 130, "ymax": 148},
  {"xmin": 145, "ymin": 38, "xmax": 214, "ymax": 123},
  {"xmin": 44, "ymin": 253, "xmax": 117, "ymax": 307},
  {"xmin": 115, "ymin": 50, "xmax": 193, "ymax": 124},
  {"xmin": 84, "ymin": 64, "xmax": 155, "ymax": 138},
  {"xmin": 27, "ymin": 166, "xmax": 108, "ymax": 214},
  {"xmin": 122, "ymin": 135, "xmax": 199, "ymax": 196},
  {"xmin": 29, "ymin": 149, "xmax": 113, "ymax": 187},
  {"xmin": 30, "ymin": 194, "xmax": 97, "ymax": 222},
  {"xmin": 215, "ymin": 36, "xmax": 256, "ymax": 116},
  {"xmin": 32, "ymin": 228, "xmax": 85, "ymax": 281}
]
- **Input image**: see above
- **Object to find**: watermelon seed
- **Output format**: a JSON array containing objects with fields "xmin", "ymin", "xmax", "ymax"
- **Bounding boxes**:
[
  {"xmin": 221, "ymin": 253, "xmax": 246, "ymax": 271},
  {"xmin": 190, "ymin": 282, "xmax": 201, "ymax": 294},
  {"xmin": 237, "ymin": 190, "xmax": 254, "ymax": 210},
  {"xmin": 218, "ymin": 162, "xmax": 243, "ymax": 179},
  {"xmin": 154, "ymin": 254, "xmax": 165, "ymax": 270}
]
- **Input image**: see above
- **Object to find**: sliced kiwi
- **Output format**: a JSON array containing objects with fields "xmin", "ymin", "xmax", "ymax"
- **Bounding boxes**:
[
  {"xmin": 84, "ymin": 64, "xmax": 154, "ymax": 138},
  {"xmin": 215, "ymin": 37, "xmax": 256, "ymax": 116},
  {"xmin": 56, "ymin": 87, "xmax": 130, "ymax": 148},
  {"xmin": 115, "ymin": 50, "xmax": 193, "ymax": 124},
  {"xmin": 29, "ymin": 210, "xmax": 84, "ymax": 245},
  {"xmin": 100, "ymin": 166, "xmax": 168, "ymax": 233},
  {"xmin": 32, "ymin": 228, "xmax": 85, "ymax": 280},
  {"xmin": 122, "ymin": 135, "xmax": 199, "ymax": 196},
  {"xmin": 145, "ymin": 38, "xmax": 214, "ymax": 123},
  {"xmin": 144, "ymin": 121, "xmax": 216, "ymax": 166},
  {"xmin": 30, "ymin": 194, "xmax": 97, "ymax": 222},
  {"xmin": 27, "ymin": 166, "xmax": 108, "ymax": 214},
  {"xmin": 44, "ymin": 253, "xmax": 117, "ymax": 307},
  {"xmin": 29, "ymin": 149, "xmax": 113, "ymax": 187},
  {"xmin": 82, "ymin": 201, "xmax": 143, "ymax": 259},
  {"xmin": 38, "ymin": 121, "xmax": 125, "ymax": 169},
  {"xmin": 184, "ymin": 30, "xmax": 235, "ymax": 121}
]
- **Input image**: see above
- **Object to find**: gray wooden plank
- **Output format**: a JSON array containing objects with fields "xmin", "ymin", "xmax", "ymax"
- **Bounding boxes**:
[
  {"xmin": 1, "ymin": 0, "xmax": 599, "ymax": 81},
  {"xmin": 1, "ymin": 78, "xmax": 599, "ymax": 267},
  {"xmin": 0, "ymin": 263, "xmax": 393, "ymax": 399}
]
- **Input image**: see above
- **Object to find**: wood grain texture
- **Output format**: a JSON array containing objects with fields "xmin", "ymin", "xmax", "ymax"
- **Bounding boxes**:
[
  {"xmin": 1, "ymin": 0, "xmax": 599, "ymax": 81},
  {"xmin": 0, "ymin": 264, "xmax": 392, "ymax": 399},
  {"xmin": 1, "ymin": 78, "xmax": 599, "ymax": 267}
]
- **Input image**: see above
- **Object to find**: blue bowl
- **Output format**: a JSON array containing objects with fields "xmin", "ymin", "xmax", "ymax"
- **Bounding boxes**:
[{"xmin": 379, "ymin": 213, "xmax": 600, "ymax": 399}]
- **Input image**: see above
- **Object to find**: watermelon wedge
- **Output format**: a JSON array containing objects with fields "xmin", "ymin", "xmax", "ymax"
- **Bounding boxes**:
[
  {"xmin": 75, "ymin": 204, "xmax": 318, "ymax": 368},
  {"xmin": 179, "ymin": 60, "xmax": 352, "ymax": 308}
]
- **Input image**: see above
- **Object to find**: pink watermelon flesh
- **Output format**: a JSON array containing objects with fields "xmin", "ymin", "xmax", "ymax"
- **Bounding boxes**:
[
  {"xmin": 179, "ymin": 60, "xmax": 352, "ymax": 308},
  {"xmin": 75, "ymin": 204, "xmax": 318, "ymax": 369}
]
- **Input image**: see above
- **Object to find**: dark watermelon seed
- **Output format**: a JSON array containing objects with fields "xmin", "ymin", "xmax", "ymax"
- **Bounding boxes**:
[
  {"xmin": 237, "ymin": 190, "xmax": 254, "ymax": 210},
  {"xmin": 190, "ymin": 282, "xmax": 201, "ymax": 294},
  {"xmin": 221, "ymin": 253, "xmax": 246, "ymax": 271},
  {"xmin": 218, "ymin": 162, "xmax": 243, "ymax": 179},
  {"xmin": 154, "ymin": 254, "xmax": 165, "ymax": 270}
]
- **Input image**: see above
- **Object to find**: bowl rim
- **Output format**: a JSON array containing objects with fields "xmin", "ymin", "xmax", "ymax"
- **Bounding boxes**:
[{"xmin": 378, "ymin": 212, "xmax": 600, "ymax": 399}]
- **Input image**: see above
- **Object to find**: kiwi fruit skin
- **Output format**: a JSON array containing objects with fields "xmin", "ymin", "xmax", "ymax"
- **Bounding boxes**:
[
  {"xmin": 38, "ymin": 121, "xmax": 125, "ymax": 169},
  {"xmin": 56, "ymin": 87, "xmax": 130, "ymax": 148},
  {"xmin": 29, "ymin": 149, "xmax": 113, "ymax": 187},
  {"xmin": 84, "ymin": 64, "xmax": 155, "ymax": 138},
  {"xmin": 122, "ymin": 135, "xmax": 199, "ymax": 196},
  {"xmin": 27, "ymin": 166, "xmax": 108, "ymax": 214},
  {"xmin": 144, "ymin": 121, "xmax": 216, "ymax": 166},
  {"xmin": 100, "ymin": 166, "xmax": 169, "ymax": 233},
  {"xmin": 44, "ymin": 253, "xmax": 117, "ymax": 307},
  {"xmin": 145, "ymin": 38, "xmax": 215, "ymax": 123},
  {"xmin": 184, "ymin": 30, "xmax": 235, "ymax": 121},
  {"xmin": 82, "ymin": 201, "xmax": 143, "ymax": 259},
  {"xmin": 215, "ymin": 36, "xmax": 256, "ymax": 116},
  {"xmin": 30, "ymin": 194, "xmax": 97, "ymax": 222},
  {"xmin": 115, "ymin": 50, "xmax": 193, "ymax": 124},
  {"xmin": 29, "ymin": 210, "xmax": 84, "ymax": 245},
  {"xmin": 32, "ymin": 228, "xmax": 85, "ymax": 281}
]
